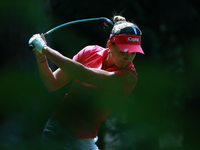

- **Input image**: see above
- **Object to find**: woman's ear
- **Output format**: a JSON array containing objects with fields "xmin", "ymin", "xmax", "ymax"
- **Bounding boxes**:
[{"xmin": 107, "ymin": 40, "xmax": 112, "ymax": 48}]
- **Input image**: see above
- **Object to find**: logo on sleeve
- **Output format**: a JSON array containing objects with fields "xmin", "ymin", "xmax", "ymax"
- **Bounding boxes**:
[{"xmin": 126, "ymin": 74, "xmax": 134, "ymax": 83}]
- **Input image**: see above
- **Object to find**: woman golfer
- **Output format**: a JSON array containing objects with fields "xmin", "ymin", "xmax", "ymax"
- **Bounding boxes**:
[{"xmin": 29, "ymin": 15, "xmax": 144, "ymax": 150}]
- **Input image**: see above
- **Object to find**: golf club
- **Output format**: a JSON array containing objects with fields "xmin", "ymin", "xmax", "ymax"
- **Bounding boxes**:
[{"xmin": 29, "ymin": 17, "xmax": 113, "ymax": 50}]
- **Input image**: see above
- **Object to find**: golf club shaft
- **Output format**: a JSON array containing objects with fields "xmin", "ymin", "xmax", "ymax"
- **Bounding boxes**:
[
  {"xmin": 29, "ymin": 17, "xmax": 113, "ymax": 50},
  {"xmin": 43, "ymin": 18, "xmax": 101, "ymax": 36}
]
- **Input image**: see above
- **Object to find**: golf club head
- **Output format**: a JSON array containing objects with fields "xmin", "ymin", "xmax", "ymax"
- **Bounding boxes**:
[{"xmin": 99, "ymin": 17, "xmax": 113, "ymax": 31}]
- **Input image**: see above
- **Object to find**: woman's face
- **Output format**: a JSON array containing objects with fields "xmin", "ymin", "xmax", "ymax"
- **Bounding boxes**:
[{"xmin": 109, "ymin": 43, "xmax": 136, "ymax": 68}]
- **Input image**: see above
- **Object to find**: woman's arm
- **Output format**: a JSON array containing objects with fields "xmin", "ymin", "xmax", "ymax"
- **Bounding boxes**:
[
  {"xmin": 34, "ymin": 50, "xmax": 72, "ymax": 92},
  {"xmin": 42, "ymin": 46, "xmax": 122, "ymax": 92}
]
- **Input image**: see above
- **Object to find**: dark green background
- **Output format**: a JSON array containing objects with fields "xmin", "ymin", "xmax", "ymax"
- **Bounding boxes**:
[{"xmin": 0, "ymin": 0, "xmax": 200, "ymax": 149}]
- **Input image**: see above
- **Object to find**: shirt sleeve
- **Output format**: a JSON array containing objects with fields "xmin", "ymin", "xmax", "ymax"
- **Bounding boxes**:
[
  {"xmin": 113, "ymin": 69, "xmax": 138, "ymax": 98},
  {"xmin": 72, "ymin": 48, "xmax": 85, "ymax": 62},
  {"xmin": 72, "ymin": 46, "xmax": 96, "ymax": 62}
]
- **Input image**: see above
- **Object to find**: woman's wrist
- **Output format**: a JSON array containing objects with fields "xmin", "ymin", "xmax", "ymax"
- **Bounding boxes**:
[
  {"xmin": 34, "ymin": 52, "xmax": 47, "ymax": 64},
  {"xmin": 36, "ymin": 55, "xmax": 47, "ymax": 64}
]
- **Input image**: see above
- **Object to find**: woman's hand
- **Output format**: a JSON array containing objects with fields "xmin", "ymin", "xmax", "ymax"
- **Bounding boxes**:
[
  {"xmin": 29, "ymin": 33, "xmax": 46, "ymax": 53},
  {"xmin": 34, "ymin": 48, "xmax": 46, "ymax": 63},
  {"xmin": 32, "ymin": 34, "xmax": 47, "ymax": 63},
  {"xmin": 41, "ymin": 33, "xmax": 47, "ymax": 45}
]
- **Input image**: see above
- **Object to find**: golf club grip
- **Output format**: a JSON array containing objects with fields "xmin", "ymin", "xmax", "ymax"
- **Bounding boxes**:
[
  {"xmin": 29, "ymin": 44, "xmax": 35, "ymax": 51},
  {"xmin": 28, "ymin": 34, "xmax": 47, "ymax": 51}
]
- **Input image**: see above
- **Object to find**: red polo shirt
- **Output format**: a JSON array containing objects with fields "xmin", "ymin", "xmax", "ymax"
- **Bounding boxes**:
[{"xmin": 53, "ymin": 45, "xmax": 138, "ymax": 139}]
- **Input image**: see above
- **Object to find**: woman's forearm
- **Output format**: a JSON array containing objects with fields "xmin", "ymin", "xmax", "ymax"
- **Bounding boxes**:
[
  {"xmin": 42, "ymin": 46, "xmax": 86, "ymax": 81},
  {"xmin": 42, "ymin": 46, "xmax": 121, "ymax": 91},
  {"xmin": 34, "ymin": 53, "xmax": 58, "ymax": 92}
]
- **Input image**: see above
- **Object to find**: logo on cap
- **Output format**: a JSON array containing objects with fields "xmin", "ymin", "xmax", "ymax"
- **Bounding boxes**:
[
  {"xmin": 124, "ymin": 49, "xmax": 129, "ymax": 53},
  {"xmin": 127, "ymin": 37, "xmax": 139, "ymax": 42}
]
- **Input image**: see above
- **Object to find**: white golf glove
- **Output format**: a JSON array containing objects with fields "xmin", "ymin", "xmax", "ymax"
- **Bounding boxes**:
[{"xmin": 28, "ymin": 34, "xmax": 46, "ymax": 53}]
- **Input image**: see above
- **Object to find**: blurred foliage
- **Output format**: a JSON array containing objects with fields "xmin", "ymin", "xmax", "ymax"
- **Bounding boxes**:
[{"xmin": 0, "ymin": 0, "xmax": 200, "ymax": 149}]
